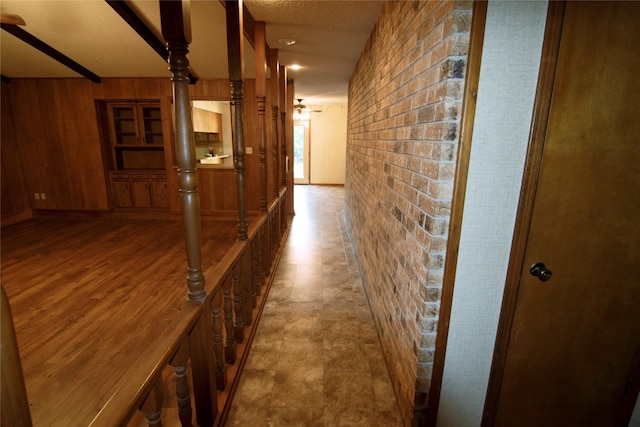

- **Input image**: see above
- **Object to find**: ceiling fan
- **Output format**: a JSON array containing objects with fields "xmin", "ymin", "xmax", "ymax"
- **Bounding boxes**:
[{"xmin": 294, "ymin": 99, "xmax": 322, "ymax": 113}]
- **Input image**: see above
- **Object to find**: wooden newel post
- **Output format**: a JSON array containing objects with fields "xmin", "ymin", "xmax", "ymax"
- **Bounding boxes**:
[
  {"xmin": 256, "ymin": 21, "xmax": 268, "ymax": 213},
  {"xmin": 160, "ymin": 2, "xmax": 218, "ymax": 425},
  {"xmin": 279, "ymin": 65, "xmax": 288, "ymax": 190},
  {"xmin": 269, "ymin": 49, "xmax": 280, "ymax": 200},
  {"xmin": 226, "ymin": 0, "xmax": 248, "ymax": 241}
]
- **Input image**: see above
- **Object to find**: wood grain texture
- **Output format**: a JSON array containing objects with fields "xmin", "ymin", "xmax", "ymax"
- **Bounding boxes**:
[
  {"xmin": 1, "ymin": 81, "xmax": 30, "ymax": 221},
  {"xmin": 1, "ymin": 217, "xmax": 238, "ymax": 426},
  {"xmin": 2, "ymin": 77, "xmax": 269, "ymax": 219}
]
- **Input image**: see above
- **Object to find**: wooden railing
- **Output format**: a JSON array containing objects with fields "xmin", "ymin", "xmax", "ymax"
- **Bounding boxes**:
[
  {"xmin": 98, "ymin": 192, "xmax": 287, "ymax": 427},
  {"xmin": 0, "ymin": 193, "xmax": 288, "ymax": 427},
  {"xmin": 1, "ymin": 3, "xmax": 291, "ymax": 426}
]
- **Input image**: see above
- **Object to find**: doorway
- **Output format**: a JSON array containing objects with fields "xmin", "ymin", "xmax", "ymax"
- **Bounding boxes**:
[
  {"xmin": 293, "ymin": 121, "xmax": 309, "ymax": 184},
  {"xmin": 485, "ymin": 2, "xmax": 640, "ymax": 425}
]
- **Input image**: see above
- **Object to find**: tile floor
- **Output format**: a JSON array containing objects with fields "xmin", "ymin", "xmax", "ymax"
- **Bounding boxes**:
[{"xmin": 226, "ymin": 185, "xmax": 403, "ymax": 426}]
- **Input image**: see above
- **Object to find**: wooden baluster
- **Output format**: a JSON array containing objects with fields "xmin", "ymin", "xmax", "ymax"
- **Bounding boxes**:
[
  {"xmin": 160, "ymin": 3, "xmax": 218, "ymax": 425},
  {"xmin": 241, "ymin": 248, "xmax": 254, "ymax": 325},
  {"xmin": 232, "ymin": 260, "xmax": 245, "ymax": 343},
  {"xmin": 226, "ymin": 0, "xmax": 248, "ymax": 241},
  {"xmin": 252, "ymin": 236, "xmax": 262, "ymax": 301},
  {"xmin": 223, "ymin": 274, "xmax": 236, "ymax": 364},
  {"xmin": 171, "ymin": 340, "xmax": 193, "ymax": 427},
  {"xmin": 281, "ymin": 191, "xmax": 287, "ymax": 233},
  {"xmin": 271, "ymin": 206, "xmax": 278, "ymax": 262},
  {"xmin": 210, "ymin": 289, "xmax": 226, "ymax": 390},
  {"xmin": 140, "ymin": 378, "xmax": 164, "ymax": 427},
  {"xmin": 261, "ymin": 219, "xmax": 270, "ymax": 277}
]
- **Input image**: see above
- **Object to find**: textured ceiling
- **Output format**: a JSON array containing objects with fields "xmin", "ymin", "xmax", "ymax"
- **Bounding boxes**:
[{"xmin": 0, "ymin": 0, "xmax": 382, "ymax": 105}]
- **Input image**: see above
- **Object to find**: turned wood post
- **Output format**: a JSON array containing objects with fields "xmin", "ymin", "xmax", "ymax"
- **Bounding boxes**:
[
  {"xmin": 170, "ymin": 341, "xmax": 193, "ymax": 427},
  {"xmin": 255, "ymin": 21, "xmax": 268, "ymax": 213},
  {"xmin": 280, "ymin": 65, "xmax": 288, "ymax": 190},
  {"xmin": 269, "ymin": 49, "xmax": 280, "ymax": 199},
  {"xmin": 160, "ymin": 2, "xmax": 217, "ymax": 425},
  {"xmin": 222, "ymin": 274, "xmax": 236, "ymax": 364},
  {"xmin": 226, "ymin": 0, "xmax": 248, "ymax": 241},
  {"xmin": 140, "ymin": 379, "xmax": 164, "ymax": 427},
  {"xmin": 210, "ymin": 290, "xmax": 226, "ymax": 391}
]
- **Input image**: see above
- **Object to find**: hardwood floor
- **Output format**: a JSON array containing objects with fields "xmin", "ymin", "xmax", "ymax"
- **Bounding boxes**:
[{"xmin": 1, "ymin": 217, "xmax": 238, "ymax": 426}]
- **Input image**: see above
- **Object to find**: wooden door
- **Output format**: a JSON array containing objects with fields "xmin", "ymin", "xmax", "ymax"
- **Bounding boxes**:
[
  {"xmin": 150, "ymin": 179, "xmax": 169, "ymax": 208},
  {"xmin": 487, "ymin": 2, "xmax": 640, "ymax": 426},
  {"xmin": 131, "ymin": 178, "xmax": 152, "ymax": 208},
  {"xmin": 111, "ymin": 180, "xmax": 132, "ymax": 208}
]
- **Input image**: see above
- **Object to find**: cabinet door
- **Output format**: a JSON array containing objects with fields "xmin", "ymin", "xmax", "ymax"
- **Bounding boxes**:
[
  {"xmin": 139, "ymin": 105, "xmax": 163, "ymax": 146},
  {"xmin": 110, "ymin": 105, "xmax": 138, "ymax": 145},
  {"xmin": 150, "ymin": 180, "xmax": 168, "ymax": 208},
  {"xmin": 131, "ymin": 179, "xmax": 152, "ymax": 208},
  {"xmin": 112, "ymin": 180, "xmax": 132, "ymax": 208}
]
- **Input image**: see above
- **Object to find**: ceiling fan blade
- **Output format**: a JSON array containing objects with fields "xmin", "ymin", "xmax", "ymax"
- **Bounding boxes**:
[{"xmin": 0, "ymin": 14, "xmax": 26, "ymax": 26}]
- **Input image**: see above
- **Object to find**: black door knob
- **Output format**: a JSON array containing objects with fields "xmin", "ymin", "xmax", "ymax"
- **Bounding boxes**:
[{"xmin": 530, "ymin": 262, "xmax": 552, "ymax": 282}]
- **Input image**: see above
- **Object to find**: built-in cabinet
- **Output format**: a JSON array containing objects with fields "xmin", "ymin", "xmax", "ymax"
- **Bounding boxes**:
[
  {"xmin": 109, "ymin": 172, "xmax": 168, "ymax": 209},
  {"xmin": 108, "ymin": 102, "xmax": 165, "ymax": 170},
  {"xmin": 192, "ymin": 107, "xmax": 222, "ymax": 133},
  {"xmin": 104, "ymin": 100, "xmax": 168, "ymax": 211}
]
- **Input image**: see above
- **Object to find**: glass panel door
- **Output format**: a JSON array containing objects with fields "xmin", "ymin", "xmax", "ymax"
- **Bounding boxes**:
[
  {"xmin": 293, "ymin": 122, "xmax": 310, "ymax": 184},
  {"xmin": 141, "ymin": 106, "xmax": 163, "ymax": 145},
  {"xmin": 112, "ymin": 106, "xmax": 137, "ymax": 145}
]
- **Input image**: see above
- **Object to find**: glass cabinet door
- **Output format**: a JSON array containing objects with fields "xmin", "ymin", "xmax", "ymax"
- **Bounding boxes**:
[
  {"xmin": 112, "ymin": 106, "xmax": 137, "ymax": 145},
  {"xmin": 141, "ymin": 106, "xmax": 163, "ymax": 145}
]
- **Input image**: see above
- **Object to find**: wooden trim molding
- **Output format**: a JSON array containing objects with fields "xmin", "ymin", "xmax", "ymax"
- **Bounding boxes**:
[
  {"xmin": 1, "ymin": 209, "xmax": 33, "ymax": 228},
  {"xmin": 32, "ymin": 209, "xmax": 111, "ymax": 219},
  {"xmin": 480, "ymin": 2, "xmax": 566, "ymax": 425},
  {"xmin": 425, "ymin": 2, "xmax": 488, "ymax": 425}
]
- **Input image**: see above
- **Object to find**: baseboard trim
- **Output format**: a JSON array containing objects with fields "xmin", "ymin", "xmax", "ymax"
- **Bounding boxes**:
[
  {"xmin": 1, "ymin": 209, "xmax": 33, "ymax": 228},
  {"xmin": 32, "ymin": 209, "xmax": 111, "ymax": 219}
]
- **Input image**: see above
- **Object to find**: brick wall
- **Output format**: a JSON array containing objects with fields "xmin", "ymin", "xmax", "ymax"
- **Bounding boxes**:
[{"xmin": 345, "ymin": 1, "xmax": 472, "ymax": 423}]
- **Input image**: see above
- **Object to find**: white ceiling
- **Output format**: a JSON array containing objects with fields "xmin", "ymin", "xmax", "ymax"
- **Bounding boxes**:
[{"xmin": 0, "ymin": 0, "xmax": 383, "ymax": 105}]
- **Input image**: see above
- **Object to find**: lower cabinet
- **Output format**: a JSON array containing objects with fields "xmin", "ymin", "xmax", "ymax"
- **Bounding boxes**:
[
  {"xmin": 150, "ymin": 174, "xmax": 169, "ymax": 208},
  {"xmin": 109, "ymin": 171, "xmax": 167, "ymax": 210},
  {"xmin": 111, "ymin": 173, "xmax": 133, "ymax": 208}
]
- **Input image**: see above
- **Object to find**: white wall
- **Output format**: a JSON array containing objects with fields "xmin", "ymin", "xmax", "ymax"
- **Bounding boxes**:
[
  {"xmin": 436, "ymin": 1, "xmax": 548, "ymax": 425},
  {"xmin": 309, "ymin": 104, "xmax": 347, "ymax": 184}
]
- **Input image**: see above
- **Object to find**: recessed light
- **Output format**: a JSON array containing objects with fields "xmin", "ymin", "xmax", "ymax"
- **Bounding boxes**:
[
  {"xmin": 278, "ymin": 38, "xmax": 296, "ymax": 46},
  {"xmin": 289, "ymin": 64, "xmax": 302, "ymax": 70}
]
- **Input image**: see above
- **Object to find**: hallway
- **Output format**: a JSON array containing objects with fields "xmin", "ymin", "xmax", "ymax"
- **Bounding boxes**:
[{"xmin": 226, "ymin": 185, "xmax": 403, "ymax": 426}]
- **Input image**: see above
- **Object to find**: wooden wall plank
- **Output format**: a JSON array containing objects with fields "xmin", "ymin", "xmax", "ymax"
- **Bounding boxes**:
[{"xmin": 2, "ymin": 77, "xmax": 265, "ymax": 219}]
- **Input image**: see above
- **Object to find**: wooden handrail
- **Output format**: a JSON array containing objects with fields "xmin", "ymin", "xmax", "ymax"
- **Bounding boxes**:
[{"xmin": 88, "ymin": 303, "xmax": 202, "ymax": 427}]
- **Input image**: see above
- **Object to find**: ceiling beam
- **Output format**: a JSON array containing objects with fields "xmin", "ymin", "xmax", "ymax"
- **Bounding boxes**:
[
  {"xmin": 106, "ymin": 0, "xmax": 198, "ymax": 84},
  {"xmin": 0, "ymin": 24, "xmax": 101, "ymax": 83}
]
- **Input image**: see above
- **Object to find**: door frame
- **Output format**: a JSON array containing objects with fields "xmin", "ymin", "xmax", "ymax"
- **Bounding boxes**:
[
  {"xmin": 293, "ymin": 120, "xmax": 310, "ymax": 185},
  {"xmin": 425, "ymin": 1, "xmax": 488, "ymax": 424},
  {"xmin": 481, "ymin": 1, "xmax": 640, "ymax": 424},
  {"xmin": 480, "ymin": 2, "xmax": 564, "ymax": 423}
]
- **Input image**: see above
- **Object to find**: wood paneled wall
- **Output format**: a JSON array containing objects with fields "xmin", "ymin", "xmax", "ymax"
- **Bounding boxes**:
[
  {"xmin": 1, "ymin": 77, "xmax": 274, "ymax": 222},
  {"xmin": 1, "ymin": 82, "xmax": 30, "ymax": 225}
]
